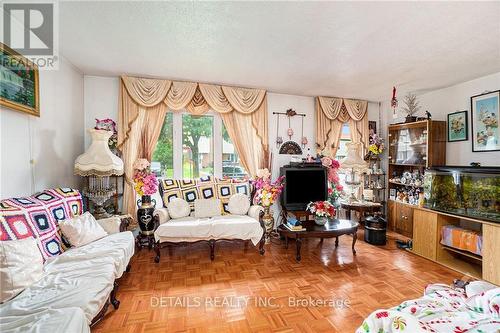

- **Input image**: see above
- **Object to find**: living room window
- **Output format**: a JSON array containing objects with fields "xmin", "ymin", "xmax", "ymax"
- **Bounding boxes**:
[
  {"xmin": 152, "ymin": 111, "xmax": 247, "ymax": 179},
  {"xmin": 222, "ymin": 124, "xmax": 247, "ymax": 179},
  {"xmin": 151, "ymin": 113, "xmax": 174, "ymax": 178},
  {"xmin": 182, "ymin": 114, "xmax": 214, "ymax": 178}
]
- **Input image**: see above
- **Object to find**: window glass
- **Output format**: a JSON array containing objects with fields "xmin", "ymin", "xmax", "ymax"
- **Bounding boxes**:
[
  {"xmin": 222, "ymin": 124, "xmax": 247, "ymax": 179},
  {"xmin": 152, "ymin": 113, "xmax": 173, "ymax": 178},
  {"xmin": 335, "ymin": 123, "xmax": 351, "ymax": 188},
  {"xmin": 182, "ymin": 114, "xmax": 213, "ymax": 178}
]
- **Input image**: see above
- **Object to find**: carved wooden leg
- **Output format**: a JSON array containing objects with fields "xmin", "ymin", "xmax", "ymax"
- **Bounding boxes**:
[
  {"xmin": 352, "ymin": 232, "xmax": 357, "ymax": 255},
  {"xmin": 110, "ymin": 281, "xmax": 120, "ymax": 309},
  {"xmin": 296, "ymin": 238, "xmax": 302, "ymax": 262},
  {"xmin": 244, "ymin": 240, "xmax": 249, "ymax": 250},
  {"xmin": 126, "ymin": 264, "xmax": 131, "ymax": 273},
  {"xmin": 285, "ymin": 236, "xmax": 289, "ymax": 249},
  {"xmin": 259, "ymin": 237, "xmax": 265, "ymax": 255},
  {"xmin": 335, "ymin": 236, "xmax": 339, "ymax": 247},
  {"xmin": 209, "ymin": 239, "xmax": 215, "ymax": 260},
  {"xmin": 154, "ymin": 242, "xmax": 160, "ymax": 263}
]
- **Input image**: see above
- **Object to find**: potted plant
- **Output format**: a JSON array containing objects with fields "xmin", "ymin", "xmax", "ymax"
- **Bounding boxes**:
[
  {"xmin": 401, "ymin": 92, "xmax": 421, "ymax": 123},
  {"xmin": 306, "ymin": 200, "xmax": 336, "ymax": 226}
]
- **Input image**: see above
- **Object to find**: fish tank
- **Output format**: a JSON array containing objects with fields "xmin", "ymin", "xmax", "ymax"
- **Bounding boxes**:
[{"xmin": 424, "ymin": 166, "xmax": 500, "ymax": 223}]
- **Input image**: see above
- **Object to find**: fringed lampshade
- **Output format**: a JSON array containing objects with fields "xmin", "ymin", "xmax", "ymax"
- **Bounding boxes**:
[
  {"xmin": 74, "ymin": 129, "xmax": 124, "ymax": 218},
  {"xmin": 340, "ymin": 142, "xmax": 368, "ymax": 202}
]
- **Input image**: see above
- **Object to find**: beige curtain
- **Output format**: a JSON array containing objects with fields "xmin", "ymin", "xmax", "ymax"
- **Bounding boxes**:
[
  {"xmin": 315, "ymin": 96, "xmax": 369, "ymax": 157},
  {"xmin": 118, "ymin": 76, "xmax": 269, "ymax": 216}
]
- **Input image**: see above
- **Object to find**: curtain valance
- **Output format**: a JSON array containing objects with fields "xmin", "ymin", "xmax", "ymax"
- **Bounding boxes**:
[
  {"xmin": 316, "ymin": 96, "xmax": 369, "ymax": 157},
  {"xmin": 118, "ymin": 75, "xmax": 269, "ymax": 217}
]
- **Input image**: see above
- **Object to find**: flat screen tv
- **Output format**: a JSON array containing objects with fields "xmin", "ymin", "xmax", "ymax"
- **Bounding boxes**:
[{"xmin": 280, "ymin": 166, "xmax": 328, "ymax": 211}]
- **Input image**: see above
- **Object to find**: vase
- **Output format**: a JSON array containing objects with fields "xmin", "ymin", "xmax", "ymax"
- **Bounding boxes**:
[
  {"xmin": 137, "ymin": 195, "xmax": 156, "ymax": 236},
  {"xmin": 262, "ymin": 205, "xmax": 274, "ymax": 243},
  {"xmin": 314, "ymin": 216, "xmax": 328, "ymax": 226}
]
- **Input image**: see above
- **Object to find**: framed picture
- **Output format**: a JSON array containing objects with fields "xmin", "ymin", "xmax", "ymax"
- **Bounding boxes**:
[
  {"xmin": 447, "ymin": 110, "xmax": 468, "ymax": 142},
  {"xmin": 0, "ymin": 42, "xmax": 40, "ymax": 117},
  {"xmin": 471, "ymin": 90, "xmax": 500, "ymax": 152}
]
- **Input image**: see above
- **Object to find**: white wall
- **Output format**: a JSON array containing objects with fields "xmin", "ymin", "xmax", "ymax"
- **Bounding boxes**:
[
  {"xmin": 0, "ymin": 58, "xmax": 84, "ymax": 198},
  {"xmin": 383, "ymin": 72, "xmax": 500, "ymax": 166},
  {"xmin": 83, "ymin": 76, "xmax": 120, "ymax": 147}
]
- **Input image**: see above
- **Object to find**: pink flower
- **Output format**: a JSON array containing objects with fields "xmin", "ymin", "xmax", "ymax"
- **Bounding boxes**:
[
  {"xmin": 321, "ymin": 156, "xmax": 333, "ymax": 167},
  {"xmin": 331, "ymin": 160, "xmax": 340, "ymax": 169},
  {"xmin": 133, "ymin": 158, "xmax": 150, "ymax": 171},
  {"xmin": 336, "ymin": 184, "xmax": 343, "ymax": 191}
]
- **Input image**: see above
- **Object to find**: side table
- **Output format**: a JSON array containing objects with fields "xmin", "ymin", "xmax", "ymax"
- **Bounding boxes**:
[{"xmin": 341, "ymin": 201, "xmax": 381, "ymax": 224}]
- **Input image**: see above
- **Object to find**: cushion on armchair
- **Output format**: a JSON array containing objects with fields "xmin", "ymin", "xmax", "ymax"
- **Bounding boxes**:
[
  {"xmin": 228, "ymin": 194, "xmax": 250, "ymax": 215},
  {"xmin": 194, "ymin": 198, "xmax": 222, "ymax": 218}
]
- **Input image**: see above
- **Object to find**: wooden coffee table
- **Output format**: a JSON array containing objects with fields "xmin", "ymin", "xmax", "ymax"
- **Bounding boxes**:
[{"xmin": 277, "ymin": 219, "xmax": 359, "ymax": 261}]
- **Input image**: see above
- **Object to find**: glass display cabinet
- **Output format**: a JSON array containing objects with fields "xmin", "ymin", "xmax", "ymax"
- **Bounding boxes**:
[{"xmin": 387, "ymin": 120, "xmax": 446, "ymax": 237}]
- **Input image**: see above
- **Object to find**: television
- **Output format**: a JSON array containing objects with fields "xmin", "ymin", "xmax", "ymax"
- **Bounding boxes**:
[{"xmin": 280, "ymin": 166, "xmax": 328, "ymax": 211}]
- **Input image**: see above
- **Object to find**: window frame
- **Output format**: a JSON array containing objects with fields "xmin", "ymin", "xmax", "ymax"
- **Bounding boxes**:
[{"xmin": 160, "ymin": 111, "xmax": 227, "ymax": 179}]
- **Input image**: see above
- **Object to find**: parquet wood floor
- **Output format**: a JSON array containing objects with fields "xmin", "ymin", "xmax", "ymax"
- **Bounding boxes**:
[{"xmin": 93, "ymin": 230, "xmax": 463, "ymax": 333}]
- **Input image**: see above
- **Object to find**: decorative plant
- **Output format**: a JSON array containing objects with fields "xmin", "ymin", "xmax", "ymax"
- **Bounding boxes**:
[
  {"xmin": 252, "ymin": 168, "xmax": 285, "ymax": 207},
  {"xmin": 368, "ymin": 133, "xmax": 385, "ymax": 156},
  {"xmin": 321, "ymin": 156, "xmax": 343, "ymax": 204},
  {"xmin": 306, "ymin": 200, "xmax": 336, "ymax": 218},
  {"xmin": 132, "ymin": 159, "xmax": 158, "ymax": 196},
  {"xmin": 95, "ymin": 118, "xmax": 118, "ymax": 152},
  {"xmin": 401, "ymin": 93, "xmax": 421, "ymax": 117}
]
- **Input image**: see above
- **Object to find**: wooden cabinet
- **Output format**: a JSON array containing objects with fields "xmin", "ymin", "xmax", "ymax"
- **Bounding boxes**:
[
  {"xmin": 412, "ymin": 209, "xmax": 438, "ymax": 260},
  {"xmin": 395, "ymin": 204, "xmax": 414, "ymax": 238},
  {"xmin": 482, "ymin": 224, "xmax": 500, "ymax": 285},
  {"xmin": 389, "ymin": 201, "xmax": 414, "ymax": 238}
]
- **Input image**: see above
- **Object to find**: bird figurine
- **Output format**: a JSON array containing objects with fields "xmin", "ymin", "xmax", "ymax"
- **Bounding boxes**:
[{"xmin": 425, "ymin": 110, "xmax": 432, "ymax": 120}]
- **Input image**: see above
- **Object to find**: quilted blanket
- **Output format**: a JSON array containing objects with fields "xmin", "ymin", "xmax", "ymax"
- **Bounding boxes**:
[
  {"xmin": 0, "ymin": 188, "xmax": 83, "ymax": 260},
  {"xmin": 357, "ymin": 283, "xmax": 500, "ymax": 333}
]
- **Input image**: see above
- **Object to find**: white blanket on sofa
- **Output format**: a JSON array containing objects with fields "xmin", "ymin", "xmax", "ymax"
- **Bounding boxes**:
[
  {"xmin": 0, "ymin": 231, "xmax": 134, "ymax": 332},
  {"xmin": 154, "ymin": 215, "xmax": 264, "ymax": 245}
]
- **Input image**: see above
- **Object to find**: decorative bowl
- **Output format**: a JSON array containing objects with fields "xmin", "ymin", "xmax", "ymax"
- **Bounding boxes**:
[{"xmin": 314, "ymin": 216, "xmax": 328, "ymax": 226}]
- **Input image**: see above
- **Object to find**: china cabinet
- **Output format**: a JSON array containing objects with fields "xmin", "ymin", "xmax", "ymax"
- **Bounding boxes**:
[{"xmin": 387, "ymin": 120, "xmax": 446, "ymax": 237}]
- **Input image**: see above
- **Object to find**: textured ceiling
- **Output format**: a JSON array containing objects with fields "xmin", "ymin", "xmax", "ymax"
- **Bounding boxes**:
[{"xmin": 60, "ymin": 1, "xmax": 500, "ymax": 101}]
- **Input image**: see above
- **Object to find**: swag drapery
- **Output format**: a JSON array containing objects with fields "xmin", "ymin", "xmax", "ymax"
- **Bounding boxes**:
[
  {"xmin": 117, "ymin": 76, "xmax": 269, "ymax": 217},
  {"xmin": 315, "ymin": 96, "xmax": 369, "ymax": 157}
]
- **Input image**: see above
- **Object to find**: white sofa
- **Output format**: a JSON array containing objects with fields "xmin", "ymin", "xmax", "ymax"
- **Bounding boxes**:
[
  {"xmin": 153, "ymin": 205, "xmax": 265, "ymax": 262},
  {"xmin": 0, "ymin": 217, "xmax": 135, "ymax": 333}
]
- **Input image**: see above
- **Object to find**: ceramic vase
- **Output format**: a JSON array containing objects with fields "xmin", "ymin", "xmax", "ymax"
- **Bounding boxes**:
[
  {"xmin": 137, "ymin": 195, "xmax": 156, "ymax": 236},
  {"xmin": 262, "ymin": 205, "xmax": 274, "ymax": 243}
]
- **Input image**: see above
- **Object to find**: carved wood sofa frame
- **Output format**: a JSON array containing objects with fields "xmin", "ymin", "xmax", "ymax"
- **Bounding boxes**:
[{"xmin": 153, "ymin": 211, "xmax": 266, "ymax": 263}]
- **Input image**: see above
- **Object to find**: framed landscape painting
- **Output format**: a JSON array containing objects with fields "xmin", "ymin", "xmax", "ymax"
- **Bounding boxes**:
[
  {"xmin": 471, "ymin": 90, "xmax": 500, "ymax": 152},
  {"xmin": 0, "ymin": 42, "xmax": 40, "ymax": 116},
  {"xmin": 447, "ymin": 110, "xmax": 468, "ymax": 142}
]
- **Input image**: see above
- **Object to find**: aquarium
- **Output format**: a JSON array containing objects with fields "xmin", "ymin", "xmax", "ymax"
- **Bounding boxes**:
[{"xmin": 424, "ymin": 166, "xmax": 500, "ymax": 223}]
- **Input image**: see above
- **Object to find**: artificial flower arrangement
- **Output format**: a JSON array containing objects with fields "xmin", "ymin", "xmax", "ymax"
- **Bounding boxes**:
[
  {"xmin": 95, "ymin": 118, "xmax": 118, "ymax": 152},
  {"xmin": 252, "ymin": 168, "xmax": 285, "ymax": 207},
  {"xmin": 306, "ymin": 200, "xmax": 336, "ymax": 219},
  {"xmin": 132, "ymin": 159, "xmax": 158, "ymax": 196},
  {"xmin": 368, "ymin": 132, "xmax": 384, "ymax": 156},
  {"xmin": 321, "ymin": 156, "xmax": 343, "ymax": 204}
]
